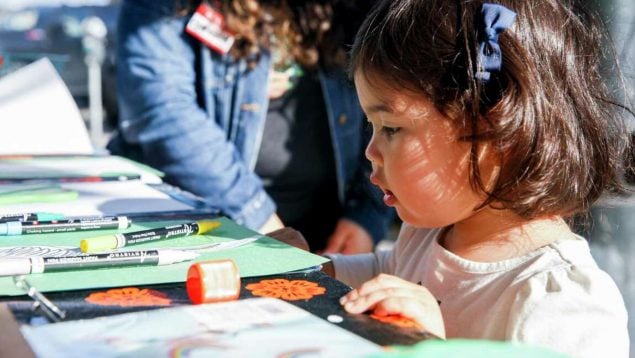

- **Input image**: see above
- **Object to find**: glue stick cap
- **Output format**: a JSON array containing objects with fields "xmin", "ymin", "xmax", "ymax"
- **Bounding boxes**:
[
  {"xmin": 80, "ymin": 235, "xmax": 119, "ymax": 253},
  {"xmin": 186, "ymin": 259, "xmax": 240, "ymax": 304}
]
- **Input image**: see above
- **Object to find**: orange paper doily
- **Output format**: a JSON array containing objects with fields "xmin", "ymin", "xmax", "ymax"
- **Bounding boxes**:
[
  {"xmin": 85, "ymin": 287, "xmax": 172, "ymax": 307},
  {"xmin": 245, "ymin": 279, "xmax": 326, "ymax": 301}
]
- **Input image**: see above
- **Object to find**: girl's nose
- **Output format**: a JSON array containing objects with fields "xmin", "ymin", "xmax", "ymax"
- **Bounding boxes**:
[{"xmin": 365, "ymin": 136, "xmax": 382, "ymax": 166}]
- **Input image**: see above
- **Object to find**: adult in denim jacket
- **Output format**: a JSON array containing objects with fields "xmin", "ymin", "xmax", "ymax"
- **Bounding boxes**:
[{"xmin": 108, "ymin": 0, "xmax": 392, "ymax": 252}]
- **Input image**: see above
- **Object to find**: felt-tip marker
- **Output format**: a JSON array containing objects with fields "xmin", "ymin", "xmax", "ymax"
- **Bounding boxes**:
[
  {"xmin": 0, "ymin": 212, "xmax": 66, "ymax": 223},
  {"xmin": 0, "ymin": 216, "xmax": 131, "ymax": 236},
  {"xmin": 0, "ymin": 173, "xmax": 142, "ymax": 185},
  {"xmin": 80, "ymin": 220, "xmax": 221, "ymax": 253},
  {"xmin": 0, "ymin": 249, "xmax": 199, "ymax": 276}
]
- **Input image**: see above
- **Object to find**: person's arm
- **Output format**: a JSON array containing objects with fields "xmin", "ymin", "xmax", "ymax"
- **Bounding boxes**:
[
  {"xmin": 116, "ymin": 0, "xmax": 276, "ymax": 230},
  {"xmin": 265, "ymin": 227, "xmax": 373, "ymax": 281}
]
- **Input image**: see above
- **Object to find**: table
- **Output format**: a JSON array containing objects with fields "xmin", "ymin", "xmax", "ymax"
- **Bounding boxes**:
[
  {"xmin": 0, "ymin": 156, "xmax": 432, "ymax": 350},
  {"xmin": 2, "ymin": 270, "xmax": 433, "ymax": 349}
]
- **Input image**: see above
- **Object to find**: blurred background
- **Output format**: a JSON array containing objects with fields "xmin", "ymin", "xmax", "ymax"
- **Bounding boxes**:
[
  {"xmin": 0, "ymin": 0, "xmax": 634, "ymax": 353},
  {"xmin": 0, "ymin": 0, "xmax": 120, "ymax": 142}
]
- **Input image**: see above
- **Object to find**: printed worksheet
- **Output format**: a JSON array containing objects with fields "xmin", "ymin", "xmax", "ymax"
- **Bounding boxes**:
[{"xmin": 21, "ymin": 297, "xmax": 381, "ymax": 357}]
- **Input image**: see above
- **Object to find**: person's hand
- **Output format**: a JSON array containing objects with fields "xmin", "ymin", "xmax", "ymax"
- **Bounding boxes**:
[
  {"xmin": 339, "ymin": 274, "xmax": 446, "ymax": 339},
  {"xmin": 322, "ymin": 219, "xmax": 373, "ymax": 254},
  {"xmin": 267, "ymin": 69, "xmax": 293, "ymax": 99},
  {"xmin": 258, "ymin": 214, "xmax": 284, "ymax": 235},
  {"xmin": 266, "ymin": 227, "xmax": 310, "ymax": 251}
]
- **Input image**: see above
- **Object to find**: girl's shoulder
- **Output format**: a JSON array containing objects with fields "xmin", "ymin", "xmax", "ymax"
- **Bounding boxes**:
[
  {"xmin": 514, "ymin": 236, "xmax": 619, "ymax": 297},
  {"xmin": 504, "ymin": 237, "xmax": 628, "ymax": 356}
]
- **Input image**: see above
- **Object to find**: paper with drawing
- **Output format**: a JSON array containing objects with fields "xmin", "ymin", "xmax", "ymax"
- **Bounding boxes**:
[{"xmin": 21, "ymin": 298, "xmax": 380, "ymax": 358}]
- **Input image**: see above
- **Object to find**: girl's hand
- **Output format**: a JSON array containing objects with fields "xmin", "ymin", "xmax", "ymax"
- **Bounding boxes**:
[
  {"xmin": 322, "ymin": 219, "xmax": 373, "ymax": 254},
  {"xmin": 339, "ymin": 274, "xmax": 446, "ymax": 339},
  {"xmin": 266, "ymin": 227, "xmax": 310, "ymax": 251},
  {"xmin": 258, "ymin": 214, "xmax": 284, "ymax": 235}
]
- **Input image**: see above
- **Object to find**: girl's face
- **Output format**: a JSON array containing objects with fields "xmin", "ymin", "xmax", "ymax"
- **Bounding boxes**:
[{"xmin": 355, "ymin": 71, "xmax": 494, "ymax": 228}]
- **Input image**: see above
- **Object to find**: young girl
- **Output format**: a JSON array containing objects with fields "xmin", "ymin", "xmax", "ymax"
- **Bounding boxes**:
[{"xmin": 327, "ymin": 0, "xmax": 631, "ymax": 356}]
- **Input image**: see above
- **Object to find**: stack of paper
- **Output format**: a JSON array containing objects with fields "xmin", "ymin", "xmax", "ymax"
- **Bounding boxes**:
[
  {"xmin": 0, "ymin": 156, "xmax": 163, "ymax": 184},
  {"xmin": 0, "ymin": 58, "xmax": 93, "ymax": 156},
  {"xmin": 0, "ymin": 155, "xmax": 196, "ymax": 216},
  {"xmin": 0, "ymin": 181, "xmax": 195, "ymax": 217}
]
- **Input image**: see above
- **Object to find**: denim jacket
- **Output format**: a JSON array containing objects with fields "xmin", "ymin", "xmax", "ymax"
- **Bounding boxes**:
[{"xmin": 109, "ymin": 0, "xmax": 392, "ymax": 241}]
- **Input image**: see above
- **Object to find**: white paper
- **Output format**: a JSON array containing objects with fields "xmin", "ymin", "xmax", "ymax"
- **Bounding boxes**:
[
  {"xmin": 0, "ymin": 181, "xmax": 194, "ymax": 216},
  {"xmin": 0, "ymin": 58, "xmax": 94, "ymax": 155}
]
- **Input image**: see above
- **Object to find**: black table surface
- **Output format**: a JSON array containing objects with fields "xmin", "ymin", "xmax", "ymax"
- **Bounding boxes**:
[{"xmin": 1, "ymin": 270, "xmax": 433, "ymax": 347}]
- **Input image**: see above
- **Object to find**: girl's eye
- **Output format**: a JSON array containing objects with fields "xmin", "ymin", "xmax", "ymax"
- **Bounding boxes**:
[{"xmin": 381, "ymin": 126, "xmax": 401, "ymax": 137}]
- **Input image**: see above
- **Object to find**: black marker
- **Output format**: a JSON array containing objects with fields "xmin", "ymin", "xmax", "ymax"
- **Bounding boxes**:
[
  {"xmin": 0, "ymin": 216, "xmax": 131, "ymax": 235},
  {"xmin": 0, "ymin": 249, "xmax": 199, "ymax": 276},
  {"xmin": 80, "ymin": 220, "xmax": 221, "ymax": 253},
  {"xmin": 0, "ymin": 212, "xmax": 65, "ymax": 223}
]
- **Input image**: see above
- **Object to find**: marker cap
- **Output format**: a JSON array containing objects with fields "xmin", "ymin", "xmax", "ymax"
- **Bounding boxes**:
[
  {"xmin": 196, "ymin": 220, "xmax": 222, "ymax": 235},
  {"xmin": 80, "ymin": 235, "xmax": 119, "ymax": 253},
  {"xmin": 186, "ymin": 259, "xmax": 240, "ymax": 304},
  {"xmin": 116, "ymin": 216, "xmax": 131, "ymax": 229},
  {"xmin": 0, "ymin": 258, "xmax": 32, "ymax": 276},
  {"xmin": 0, "ymin": 222, "xmax": 22, "ymax": 235}
]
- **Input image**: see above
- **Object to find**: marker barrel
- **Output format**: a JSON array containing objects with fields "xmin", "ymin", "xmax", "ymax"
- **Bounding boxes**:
[
  {"xmin": 33, "ymin": 251, "xmax": 160, "ymax": 273},
  {"xmin": 120, "ymin": 222, "xmax": 201, "ymax": 247},
  {"xmin": 80, "ymin": 221, "xmax": 221, "ymax": 253},
  {"xmin": 0, "ymin": 216, "xmax": 130, "ymax": 235},
  {"xmin": 0, "ymin": 249, "xmax": 198, "ymax": 276}
]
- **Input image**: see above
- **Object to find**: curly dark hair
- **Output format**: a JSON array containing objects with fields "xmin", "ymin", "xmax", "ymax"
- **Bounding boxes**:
[
  {"xmin": 351, "ymin": 0, "xmax": 633, "ymax": 220},
  {"xmin": 177, "ymin": 0, "xmax": 373, "ymax": 69}
]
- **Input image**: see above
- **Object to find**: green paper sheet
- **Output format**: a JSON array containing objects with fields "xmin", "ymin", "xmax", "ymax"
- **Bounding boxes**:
[
  {"xmin": 0, "ymin": 217, "xmax": 328, "ymax": 296},
  {"xmin": 0, "ymin": 187, "xmax": 78, "ymax": 205}
]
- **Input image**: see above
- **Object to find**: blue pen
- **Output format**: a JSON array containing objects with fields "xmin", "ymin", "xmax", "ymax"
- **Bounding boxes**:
[{"xmin": 0, "ymin": 212, "xmax": 66, "ymax": 224}]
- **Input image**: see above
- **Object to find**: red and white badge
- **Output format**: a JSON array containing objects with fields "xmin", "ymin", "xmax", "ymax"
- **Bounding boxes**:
[{"xmin": 186, "ymin": 3, "xmax": 235, "ymax": 55}]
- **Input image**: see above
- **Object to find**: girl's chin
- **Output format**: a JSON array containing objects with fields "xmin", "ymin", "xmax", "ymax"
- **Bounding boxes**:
[{"xmin": 396, "ymin": 210, "xmax": 451, "ymax": 229}]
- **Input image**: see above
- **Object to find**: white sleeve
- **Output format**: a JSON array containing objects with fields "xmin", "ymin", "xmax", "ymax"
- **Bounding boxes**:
[
  {"xmin": 328, "ymin": 249, "xmax": 396, "ymax": 289},
  {"xmin": 506, "ymin": 265, "xmax": 629, "ymax": 358},
  {"xmin": 328, "ymin": 223, "xmax": 416, "ymax": 288}
]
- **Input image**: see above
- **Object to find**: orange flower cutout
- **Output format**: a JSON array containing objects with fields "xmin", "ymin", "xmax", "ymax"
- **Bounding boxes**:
[
  {"xmin": 370, "ymin": 313, "xmax": 420, "ymax": 329},
  {"xmin": 245, "ymin": 279, "xmax": 326, "ymax": 301},
  {"xmin": 85, "ymin": 287, "xmax": 172, "ymax": 307}
]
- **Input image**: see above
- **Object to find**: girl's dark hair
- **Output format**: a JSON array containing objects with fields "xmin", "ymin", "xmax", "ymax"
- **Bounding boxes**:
[
  {"xmin": 177, "ymin": 0, "xmax": 373, "ymax": 69},
  {"xmin": 351, "ymin": 0, "xmax": 633, "ymax": 219}
]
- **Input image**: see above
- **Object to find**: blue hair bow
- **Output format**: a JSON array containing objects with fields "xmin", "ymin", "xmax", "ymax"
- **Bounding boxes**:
[{"xmin": 476, "ymin": 3, "xmax": 517, "ymax": 82}]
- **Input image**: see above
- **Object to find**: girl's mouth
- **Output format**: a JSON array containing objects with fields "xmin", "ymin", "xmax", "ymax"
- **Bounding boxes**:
[{"xmin": 383, "ymin": 190, "xmax": 397, "ymax": 206}]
